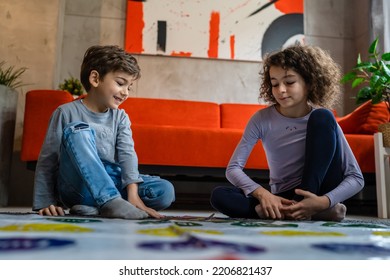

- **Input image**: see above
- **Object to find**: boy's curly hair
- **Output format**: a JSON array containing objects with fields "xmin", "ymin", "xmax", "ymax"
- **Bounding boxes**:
[
  {"xmin": 259, "ymin": 44, "xmax": 341, "ymax": 109},
  {"xmin": 80, "ymin": 45, "xmax": 141, "ymax": 92}
]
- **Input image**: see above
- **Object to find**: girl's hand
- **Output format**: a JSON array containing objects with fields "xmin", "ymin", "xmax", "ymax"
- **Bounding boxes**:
[
  {"xmin": 252, "ymin": 187, "xmax": 293, "ymax": 219},
  {"xmin": 282, "ymin": 189, "xmax": 330, "ymax": 220},
  {"xmin": 38, "ymin": 205, "xmax": 65, "ymax": 216}
]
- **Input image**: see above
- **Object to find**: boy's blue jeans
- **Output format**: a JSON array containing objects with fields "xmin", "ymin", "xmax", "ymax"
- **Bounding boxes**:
[
  {"xmin": 57, "ymin": 122, "xmax": 175, "ymax": 211},
  {"xmin": 210, "ymin": 109, "xmax": 343, "ymax": 218}
]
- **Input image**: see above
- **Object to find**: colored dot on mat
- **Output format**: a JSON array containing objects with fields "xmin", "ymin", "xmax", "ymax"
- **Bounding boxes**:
[
  {"xmin": 138, "ymin": 236, "xmax": 266, "ymax": 254},
  {"xmin": 322, "ymin": 222, "xmax": 386, "ymax": 229},
  {"xmin": 137, "ymin": 226, "xmax": 222, "ymax": 237},
  {"xmin": 261, "ymin": 230, "xmax": 345, "ymax": 237},
  {"xmin": 46, "ymin": 218, "xmax": 102, "ymax": 223},
  {"xmin": 174, "ymin": 222, "xmax": 203, "ymax": 227},
  {"xmin": 312, "ymin": 243, "xmax": 390, "ymax": 255},
  {"xmin": 372, "ymin": 231, "xmax": 390, "ymax": 237},
  {"xmin": 231, "ymin": 221, "xmax": 298, "ymax": 228},
  {"xmin": 0, "ymin": 223, "xmax": 93, "ymax": 233},
  {"xmin": 0, "ymin": 238, "xmax": 75, "ymax": 252}
]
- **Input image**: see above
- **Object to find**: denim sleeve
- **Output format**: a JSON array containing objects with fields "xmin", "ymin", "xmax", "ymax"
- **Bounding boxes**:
[
  {"xmin": 116, "ymin": 112, "xmax": 143, "ymax": 187},
  {"xmin": 33, "ymin": 108, "xmax": 65, "ymax": 211}
]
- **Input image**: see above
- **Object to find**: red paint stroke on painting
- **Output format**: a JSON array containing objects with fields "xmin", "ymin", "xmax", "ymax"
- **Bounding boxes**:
[
  {"xmin": 207, "ymin": 11, "xmax": 220, "ymax": 58},
  {"xmin": 273, "ymin": 0, "xmax": 304, "ymax": 14},
  {"xmin": 230, "ymin": 35, "xmax": 235, "ymax": 59},
  {"xmin": 125, "ymin": 0, "xmax": 144, "ymax": 53},
  {"xmin": 170, "ymin": 51, "xmax": 192, "ymax": 57}
]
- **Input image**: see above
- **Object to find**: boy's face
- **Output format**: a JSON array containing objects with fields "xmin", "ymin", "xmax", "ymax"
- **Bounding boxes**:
[{"xmin": 89, "ymin": 70, "xmax": 135, "ymax": 112}]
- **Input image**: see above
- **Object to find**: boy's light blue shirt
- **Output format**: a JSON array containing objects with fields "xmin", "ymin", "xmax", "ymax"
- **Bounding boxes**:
[{"xmin": 33, "ymin": 99, "xmax": 142, "ymax": 210}]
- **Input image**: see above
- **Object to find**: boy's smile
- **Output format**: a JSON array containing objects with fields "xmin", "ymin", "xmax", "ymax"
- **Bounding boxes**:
[{"xmin": 84, "ymin": 71, "xmax": 135, "ymax": 113}]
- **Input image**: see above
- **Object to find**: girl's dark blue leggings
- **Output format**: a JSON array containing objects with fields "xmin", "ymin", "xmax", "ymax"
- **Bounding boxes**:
[{"xmin": 210, "ymin": 109, "xmax": 344, "ymax": 218}]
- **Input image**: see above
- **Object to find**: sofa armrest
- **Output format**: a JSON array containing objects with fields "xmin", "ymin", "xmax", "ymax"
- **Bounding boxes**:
[{"xmin": 21, "ymin": 90, "xmax": 73, "ymax": 161}]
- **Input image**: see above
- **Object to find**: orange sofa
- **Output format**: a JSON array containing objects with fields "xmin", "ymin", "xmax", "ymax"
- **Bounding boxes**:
[{"xmin": 21, "ymin": 90, "xmax": 389, "ymax": 178}]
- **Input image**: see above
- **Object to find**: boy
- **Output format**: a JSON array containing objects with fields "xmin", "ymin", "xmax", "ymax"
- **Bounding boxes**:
[{"xmin": 33, "ymin": 45, "xmax": 175, "ymax": 219}]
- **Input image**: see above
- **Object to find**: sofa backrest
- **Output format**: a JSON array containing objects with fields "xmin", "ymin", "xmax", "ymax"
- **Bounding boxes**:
[
  {"xmin": 120, "ymin": 97, "xmax": 220, "ymax": 128},
  {"xmin": 220, "ymin": 103, "xmax": 267, "ymax": 129},
  {"xmin": 21, "ymin": 90, "xmax": 74, "ymax": 161}
]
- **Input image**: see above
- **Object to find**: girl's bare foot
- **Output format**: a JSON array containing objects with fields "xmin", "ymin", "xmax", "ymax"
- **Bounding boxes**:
[{"xmin": 312, "ymin": 203, "xmax": 346, "ymax": 222}]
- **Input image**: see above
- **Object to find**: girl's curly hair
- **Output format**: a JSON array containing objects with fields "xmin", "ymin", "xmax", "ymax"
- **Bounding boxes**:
[{"xmin": 259, "ymin": 44, "xmax": 341, "ymax": 109}]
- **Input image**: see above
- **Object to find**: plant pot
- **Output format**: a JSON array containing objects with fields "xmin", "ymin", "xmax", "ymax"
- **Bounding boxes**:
[
  {"xmin": 378, "ymin": 122, "xmax": 390, "ymax": 147},
  {"xmin": 0, "ymin": 85, "xmax": 18, "ymax": 207}
]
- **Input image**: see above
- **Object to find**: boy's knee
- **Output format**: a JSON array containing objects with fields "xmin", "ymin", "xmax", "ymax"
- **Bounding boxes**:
[
  {"xmin": 63, "ymin": 122, "xmax": 93, "ymax": 136},
  {"xmin": 62, "ymin": 122, "xmax": 94, "ymax": 142},
  {"xmin": 155, "ymin": 179, "xmax": 175, "ymax": 210}
]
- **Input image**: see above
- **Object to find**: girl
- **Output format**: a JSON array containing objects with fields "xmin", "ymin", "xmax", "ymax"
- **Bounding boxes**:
[{"xmin": 210, "ymin": 44, "xmax": 364, "ymax": 221}]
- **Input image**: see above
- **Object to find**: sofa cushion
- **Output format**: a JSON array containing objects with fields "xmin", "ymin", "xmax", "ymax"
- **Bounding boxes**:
[
  {"xmin": 120, "ymin": 97, "xmax": 220, "ymax": 128},
  {"xmin": 344, "ymin": 134, "xmax": 375, "ymax": 173},
  {"xmin": 220, "ymin": 103, "xmax": 267, "ymax": 129},
  {"xmin": 337, "ymin": 101, "xmax": 390, "ymax": 134},
  {"xmin": 21, "ymin": 90, "xmax": 74, "ymax": 161},
  {"xmin": 132, "ymin": 125, "xmax": 268, "ymax": 169}
]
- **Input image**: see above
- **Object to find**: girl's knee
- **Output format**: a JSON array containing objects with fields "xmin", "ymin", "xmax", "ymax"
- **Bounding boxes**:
[
  {"xmin": 308, "ymin": 108, "xmax": 336, "ymax": 128},
  {"xmin": 210, "ymin": 186, "xmax": 229, "ymax": 208}
]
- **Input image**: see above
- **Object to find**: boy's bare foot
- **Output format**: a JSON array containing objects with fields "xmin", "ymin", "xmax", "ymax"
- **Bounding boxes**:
[
  {"xmin": 312, "ymin": 203, "xmax": 346, "ymax": 222},
  {"xmin": 100, "ymin": 197, "xmax": 148, "ymax": 219},
  {"xmin": 255, "ymin": 204, "xmax": 267, "ymax": 219}
]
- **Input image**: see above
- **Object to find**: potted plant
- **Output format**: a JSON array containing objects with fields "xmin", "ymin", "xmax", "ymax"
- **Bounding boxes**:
[
  {"xmin": 0, "ymin": 61, "xmax": 27, "ymax": 206},
  {"xmin": 59, "ymin": 76, "xmax": 84, "ymax": 98},
  {"xmin": 341, "ymin": 38, "xmax": 390, "ymax": 146}
]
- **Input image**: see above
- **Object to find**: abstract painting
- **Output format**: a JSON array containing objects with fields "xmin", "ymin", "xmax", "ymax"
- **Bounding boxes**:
[{"xmin": 125, "ymin": 0, "xmax": 304, "ymax": 61}]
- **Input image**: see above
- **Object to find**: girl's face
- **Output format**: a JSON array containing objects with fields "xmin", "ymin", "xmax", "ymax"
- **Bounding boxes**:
[
  {"xmin": 269, "ymin": 66, "xmax": 310, "ymax": 117},
  {"xmin": 87, "ymin": 70, "xmax": 135, "ymax": 113}
]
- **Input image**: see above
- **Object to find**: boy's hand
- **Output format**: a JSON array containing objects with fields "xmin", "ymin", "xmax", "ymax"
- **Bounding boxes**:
[
  {"xmin": 127, "ymin": 183, "xmax": 165, "ymax": 219},
  {"xmin": 38, "ymin": 205, "xmax": 65, "ymax": 216}
]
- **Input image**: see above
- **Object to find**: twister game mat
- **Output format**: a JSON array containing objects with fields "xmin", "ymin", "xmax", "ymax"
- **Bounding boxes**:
[{"xmin": 0, "ymin": 212, "xmax": 390, "ymax": 260}]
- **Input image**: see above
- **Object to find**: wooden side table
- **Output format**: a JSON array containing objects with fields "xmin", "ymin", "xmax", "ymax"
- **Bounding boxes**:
[{"xmin": 374, "ymin": 132, "xmax": 390, "ymax": 218}]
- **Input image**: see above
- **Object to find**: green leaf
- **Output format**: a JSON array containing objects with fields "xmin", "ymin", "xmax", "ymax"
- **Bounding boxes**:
[
  {"xmin": 340, "ymin": 72, "xmax": 357, "ymax": 83},
  {"xmin": 380, "ymin": 61, "xmax": 390, "ymax": 79},
  {"xmin": 352, "ymin": 77, "xmax": 365, "ymax": 88},
  {"xmin": 382, "ymin": 53, "xmax": 390, "ymax": 61},
  {"xmin": 370, "ymin": 75, "xmax": 380, "ymax": 88},
  {"xmin": 373, "ymin": 76, "xmax": 388, "ymax": 90},
  {"xmin": 357, "ymin": 53, "xmax": 362, "ymax": 64},
  {"xmin": 369, "ymin": 38, "xmax": 379, "ymax": 54},
  {"xmin": 354, "ymin": 62, "xmax": 372, "ymax": 71},
  {"xmin": 356, "ymin": 87, "xmax": 373, "ymax": 104},
  {"xmin": 0, "ymin": 60, "xmax": 27, "ymax": 89},
  {"xmin": 372, "ymin": 91, "xmax": 383, "ymax": 103}
]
